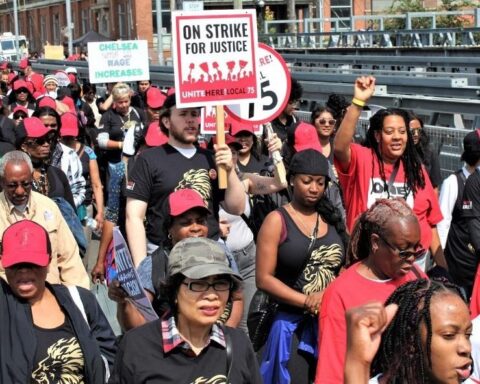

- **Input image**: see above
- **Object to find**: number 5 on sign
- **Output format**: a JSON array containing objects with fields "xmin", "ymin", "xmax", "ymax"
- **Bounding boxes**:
[{"xmin": 226, "ymin": 43, "xmax": 291, "ymax": 125}]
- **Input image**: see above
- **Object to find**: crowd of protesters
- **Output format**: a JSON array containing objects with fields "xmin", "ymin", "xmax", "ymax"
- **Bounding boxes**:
[{"xmin": 0, "ymin": 56, "xmax": 479, "ymax": 384}]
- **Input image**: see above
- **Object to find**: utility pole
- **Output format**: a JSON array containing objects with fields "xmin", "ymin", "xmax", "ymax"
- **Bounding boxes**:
[
  {"xmin": 233, "ymin": 0, "xmax": 242, "ymax": 9},
  {"xmin": 156, "ymin": 0, "xmax": 164, "ymax": 65},
  {"xmin": 66, "ymin": 0, "xmax": 73, "ymax": 57},
  {"xmin": 13, "ymin": 0, "xmax": 20, "ymax": 59}
]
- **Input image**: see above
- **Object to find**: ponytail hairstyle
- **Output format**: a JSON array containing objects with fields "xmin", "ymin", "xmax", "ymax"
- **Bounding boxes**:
[{"xmin": 364, "ymin": 108, "xmax": 425, "ymax": 196}]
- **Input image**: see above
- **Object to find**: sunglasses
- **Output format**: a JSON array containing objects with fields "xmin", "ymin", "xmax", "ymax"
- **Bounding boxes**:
[
  {"xmin": 15, "ymin": 88, "xmax": 29, "ymax": 94},
  {"xmin": 318, "ymin": 119, "xmax": 336, "ymax": 126},
  {"xmin": 410, "ymin": 128, "xmax": 422, "ymax": 135},
  {"xmin": 25, "ymin": 133, "xmax": 57, "ymax": 147},
  {"xmin": 182, "ymin": 279, "xmax": 232, "ymax": 292},
  {"xmin": 43, "ymin": 123, "xmax": 58, "ymax": 129},
  {"xmin": 376, "ymin": 232, "xmax": 426, "ymax": 260},
  {"xmin": 13, "ymin": 113, "xmax": 27, "ymax": 120}
]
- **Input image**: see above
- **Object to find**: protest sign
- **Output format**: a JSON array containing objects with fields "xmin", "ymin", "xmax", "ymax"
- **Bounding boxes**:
[
  {"xmin": 226, "ymin": 43, "xmax": 291, "ymax": 124},
  {"xmin": 44, "ymin": 45, "xmax": 64, "ymax": 60},
  {"xmin": 87, "ymin": 40, "xmax": 149, "ymax": 84},
  {"xmin": 172, "ymin": 9, "xmax": 259, "ymax": 108},
  {"xmin": 54, "ymin": 71, "xmax": 70, "ymax": 87},
  {"xmin": 200, "ymin": 105, "xmax": 262, "ymax": 135},
  {"xmin": 113, "ymin": 227, "xmax": 158, "ymax": 322}
]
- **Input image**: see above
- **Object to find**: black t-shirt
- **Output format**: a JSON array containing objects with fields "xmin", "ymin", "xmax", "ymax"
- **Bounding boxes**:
[
  {"xmin": 109, "ymin": 320, "xmax": 262, "ymax": 384},
  {"xmin": 32, "ymin": 317, "xmax": 85, "ymax": 383},
  {"xmin": 446, "ymin": 170, "xmax": 480, "ymax": 293},
  {"xmin": 462, "ymin": 169, "xmax": 480, "ymax": 255},
  {"xmin": 238, "ymin": 153, "xmax": 269, "ymax": 174},
  {"xmin": 97, "ymin": 106, "xmax": 146, "ymax": 163},
  {"xmin": 125, "ymin": 144, "xmax": 225, "ymax": 245}
]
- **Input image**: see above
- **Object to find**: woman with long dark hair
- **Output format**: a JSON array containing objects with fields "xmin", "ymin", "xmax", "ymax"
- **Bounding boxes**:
[
  {"xmin": 333, "ymin": 76, "xmax": 446, "ymax": 272},
  {"xmin": 256, "ymin": 149, "xmax": 348, "ymax": 384}
]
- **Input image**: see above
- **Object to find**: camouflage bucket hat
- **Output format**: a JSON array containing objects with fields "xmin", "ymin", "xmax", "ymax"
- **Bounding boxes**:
[{"xmin": 168, "ymin": 237, "xmax": 242, "ymax": 280}]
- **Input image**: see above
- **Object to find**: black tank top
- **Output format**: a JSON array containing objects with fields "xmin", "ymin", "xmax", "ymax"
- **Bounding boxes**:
[{"xmin": 276, "ymin": 206, "xmax": 345, "ymax": 296}]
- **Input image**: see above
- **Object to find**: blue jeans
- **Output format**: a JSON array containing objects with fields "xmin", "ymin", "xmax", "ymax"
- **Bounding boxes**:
[{"xmin": 231, "ymin": 240, "xmax": 256, "ymax": 334}]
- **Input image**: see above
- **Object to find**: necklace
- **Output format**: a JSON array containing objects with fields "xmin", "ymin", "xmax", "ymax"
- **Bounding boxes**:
[{"xmin": 288, "ymin": 203, "xmax": 319, "ymax": 241}]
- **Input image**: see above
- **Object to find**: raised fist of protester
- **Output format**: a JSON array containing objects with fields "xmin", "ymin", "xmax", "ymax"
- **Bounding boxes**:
[
  {"xmin": 108, "ymin": 279, "xmax": 128, "ymax": 304},
  {"xmin": 353, "ymin": 76, "xmax": 376, "ymax": 104},
  {"xmin": 91, "ymin": 261, "xmax": 106, "ymax": 283},
  {"xmin": 345, "ymin": 301, "xmax": 398, "ymax": 367},
  {"xmin": 304, "ymin": 291, "xmax": 325, "ymax": 315},
  {"xmin": 214, "ymin": 143, "xmax": 234, "ymax": 172}
]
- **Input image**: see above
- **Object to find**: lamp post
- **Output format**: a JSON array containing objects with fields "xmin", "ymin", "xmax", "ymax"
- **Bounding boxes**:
[
  {"xmin": 66, "ymin": 0, "xmax": 73, "ymax": 57},
  {"xmin": 156, "ymin": 0, "xmax": 164, "ymax": 65},
  {"xmin": 13, "ymin": 0, "xmax": 20, "ymax": 60},
  {"xmin": 256, "ymin": 0, "xmax": 265, "ymax": 36}
]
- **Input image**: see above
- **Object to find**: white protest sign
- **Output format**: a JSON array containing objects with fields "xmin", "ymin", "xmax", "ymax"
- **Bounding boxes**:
[
  {"xmin": 54, "ymin": 71, "xmax": 70, "ymax": 87},
  {"xmin": 226, "ymin": 43, "xmax": 291, "ymax": 124},
  {"xmin": 87, "ymin": 40, "xmax": 150, "ymax": 84},
  {"xmin": 113, "ymin": 227, "xmax": 158, "ymax": 322},
  {"xmin": 172, "ymin": 9, "xmax": 260, "ymax": 108}
]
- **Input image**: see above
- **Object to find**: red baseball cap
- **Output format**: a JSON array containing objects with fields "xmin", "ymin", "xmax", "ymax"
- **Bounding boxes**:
[
  {"xmin": 168, "ymin": 189, "xmax": 210, "ymax": 217},
  {"xmin": 210, "ymin": 134, "xmax": 242, "ymax": 151},
  {"xmin": 1, "ymin": 220, "xmax": 51, "ymax": 268},
  {"xmin": 288, "ymin": 121, "xmax": 322, "ymax": 153},
  {"xmin": 60, "ymin": 112, "xmax": 79, "ymax": 137},
  {"xmin": 12, "ymin": 79, "xmax": 32, "ymax": 93},
  {"xmin": 19, "ymin": 58, "xmax": 31, "ymax": 70},
  {"xmin": 230, "ymin": 120, "xmax": 255, "ymax": 136},
  {"xmin": 61, "ymin": 96, "xmax": 76, "ymax": 112},
  {"xmin": 23, "ymin": 117, "xmax": 54, "ymax": 138},
  {"xmin": 0, "ymin": 62, "xmax": 8, "ymax": 70},
  {"xmin": 166, "ymin": 87, "xmax": 175, "ymax": 96},
  {"xmin": 37, "ymin": 96, "xmax": 57, "ymax": 110},
  {"xmin": 145, "ymin": 122, "xmax": 168, "ymax": 147},
  {"xmin": 12, "ymin": 105, "xmax": 28, "ymax": 115},
  {"xmin": 146, "ymin": 87, "xmax": 166, "ymax": 109}
]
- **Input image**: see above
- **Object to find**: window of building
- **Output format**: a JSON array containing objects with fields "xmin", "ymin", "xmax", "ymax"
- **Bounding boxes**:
[
  {"xmin": 118, "ymin": 3, "xmax": 127, "ymax": 39},
  {"xmin": 330, "ymin": 0, "xmax": 352, "ymax": 30},
  {"xmin": 53, "ymin": 13, "xmax": 60, "ymax": 45},
  {"xmin": 82, "ymin": 9, "xmax": 90, "ymax": 34},
  {"xmin": 40, "ymin": 15, "xmax": 46, "ymax": 44},
  {"xmin": 152, "ymin": 0, "xmax": 171, "ymax": 33}
]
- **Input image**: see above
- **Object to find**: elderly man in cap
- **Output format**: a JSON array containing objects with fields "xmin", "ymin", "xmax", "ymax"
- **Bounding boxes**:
[
  {"xmin": 438, "ymin": 128, "xmax": 480, "ymax": 297},
  {"xmin": 125, "ymin": 92, "xmax": 245, "ymax": 267},
  {"xmin": 0, "ymin": 150, "xmax": 89, "ymax": 288}
]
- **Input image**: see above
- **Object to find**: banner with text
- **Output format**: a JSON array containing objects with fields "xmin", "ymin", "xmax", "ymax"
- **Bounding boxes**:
[
  {"xmin": 113, "ymin": 227, "xmax": 158, "ymax": 322},
  {"xmin": 87, "ymin": 40, "xmax": 149, "ymax": 84},
  {"xmin": 172, "ymin": 9, "xmax": 259, "ymax": 108}
]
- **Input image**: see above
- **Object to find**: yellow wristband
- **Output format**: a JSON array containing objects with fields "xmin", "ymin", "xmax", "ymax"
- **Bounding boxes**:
[{"xmin": 352, "ymin": 98, "xmax": 366, "ymax": 108}]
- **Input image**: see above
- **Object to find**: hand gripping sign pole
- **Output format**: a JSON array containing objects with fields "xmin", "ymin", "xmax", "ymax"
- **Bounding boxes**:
[
  {"xmin": 225, "ymin": 43, "xmax": 291, "ymax": 186},
  {"xmin": 216, "ymin": 105, "xmax": 227, "ymax": 189}
]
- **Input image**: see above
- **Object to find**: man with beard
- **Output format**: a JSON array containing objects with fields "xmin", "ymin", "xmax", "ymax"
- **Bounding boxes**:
[{"xmin": 125, "ymin": 93, "xmax": 245, "ymax": 267}]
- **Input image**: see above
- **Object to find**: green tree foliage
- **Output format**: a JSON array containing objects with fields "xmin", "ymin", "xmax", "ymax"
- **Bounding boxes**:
[{"xmin": 384, "ymin": 0, "xmax": 476, "ymax": 30}]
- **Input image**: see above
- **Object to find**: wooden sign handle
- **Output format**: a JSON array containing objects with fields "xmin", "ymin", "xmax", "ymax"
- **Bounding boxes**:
[{"xmin": 216, "ymin": 105, "xmax": 228, "ymax": 189}]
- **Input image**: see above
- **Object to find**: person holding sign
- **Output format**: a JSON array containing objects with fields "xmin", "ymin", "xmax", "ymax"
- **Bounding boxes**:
[
  {"xmin": 109, "ymin": 237, "xmax": 262, "ymax": 384},
  {"xmin": 125, "ymin": 92, "xmax": 245, "ymax": 267}
]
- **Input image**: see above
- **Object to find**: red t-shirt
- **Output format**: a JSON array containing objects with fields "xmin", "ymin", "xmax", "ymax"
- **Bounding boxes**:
[
  {"xmin": 315, "ymin": 263, "xmax": 425, "ymax": 384},
  {"xmin": 334, "ymin": 143, "xmax": 443, "ymax": 250}
]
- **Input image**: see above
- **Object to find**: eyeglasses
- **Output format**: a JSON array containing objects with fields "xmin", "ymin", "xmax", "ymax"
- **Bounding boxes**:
[
  {"xmin": 318, "ymin": 119, "xmax": 336, "ymax": 126},
  {"xmin": 15, "ymin": 88, "xmax": 28, "ymax": 94},
  {"xmin": 43, "ymin": 124, "xmax": 58, "ymax": 129},
  {"xmin": 4, "ymin": 181, "xmax": 32, "ymax": 190},
  {"xmin": 25, "ymin": 133, "xmax": 57, "ymax": 147},
  {"xmin": 376, "ymin": 232, "xmax": 426, "ymax": 260},
  {"xmin": 182, "ymin": 279, "xmax": 232, "ymax": 292},
  {"xmin": 13, "ymin": 114, "xmax": 27, "ymax": 120}
]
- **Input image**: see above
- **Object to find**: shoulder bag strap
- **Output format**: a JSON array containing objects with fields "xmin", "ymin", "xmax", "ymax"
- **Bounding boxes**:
[
  {"xmin": 386, "ymin": 160, "xmax": 401, "ymax": 195},
  {"xmin": 220, "ymin": 325, "xmax": 233, "ymax": 382},
  {"xmin": 67, "ymin": 285, "xmax": 89, "ymax": 328}
]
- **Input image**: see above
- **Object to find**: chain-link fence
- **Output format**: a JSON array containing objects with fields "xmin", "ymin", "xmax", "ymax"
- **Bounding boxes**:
[{"xmin": 295, "ymin": 110, "xmax": 469, "ymax": 181}]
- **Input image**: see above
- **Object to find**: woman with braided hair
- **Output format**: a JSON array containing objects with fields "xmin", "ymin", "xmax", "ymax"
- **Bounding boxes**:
[
  {"xmin": 333, "ymin": 76, "xmax": 446, "ymax": 272},
  {"xmin": 316, "ymin": 198, "xmax": 426, "ymax": 383},
  {"xmin": 369, "ymin": 278, "xmax": 472, "ymax": 383}
]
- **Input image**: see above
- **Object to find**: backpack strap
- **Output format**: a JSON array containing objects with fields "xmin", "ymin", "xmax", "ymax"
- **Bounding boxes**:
[{"xmin": 220, "ymin": 325, "xmax": 233, "ymax": 382}]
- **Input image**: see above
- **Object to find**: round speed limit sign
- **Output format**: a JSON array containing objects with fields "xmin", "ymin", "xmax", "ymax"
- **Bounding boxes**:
[{"xmin": 225, "ymin": 43, "xmax": 291, "ymax": 125}]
